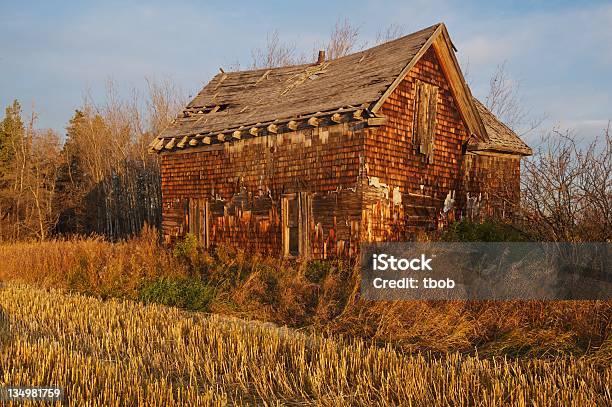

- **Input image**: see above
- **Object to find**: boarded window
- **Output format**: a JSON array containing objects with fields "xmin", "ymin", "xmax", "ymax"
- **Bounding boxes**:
[
  {"xmin": 413, "ymin": 80, "xmax": 439, "ymax": 163},
  {"xmin": 282, "ymin": 193, "xmax": 310, "ymax": 258},
  {"xmin": 287, "ymin": 198, "xmax": 299, "ymax": 256},
  {"xmin": 187, "ymin": 198, "xmax": 209, "ymax": 248}
]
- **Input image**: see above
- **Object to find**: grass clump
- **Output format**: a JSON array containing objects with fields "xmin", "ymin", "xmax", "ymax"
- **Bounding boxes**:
[
  {"xmin": 139, "ymin": 277, "xmax": 214, "ymax": 312},
  {"xmin": 305, "ymin": 260, "xmax": 332, "ymax": 283}
]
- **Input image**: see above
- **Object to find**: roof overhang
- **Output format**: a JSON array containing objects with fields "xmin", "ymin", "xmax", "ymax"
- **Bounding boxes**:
[
  {"xmin": 467, "ymin": 142, "xmax": 533, "ymax": 156},
  {"xmin": 150, "ymin": 23, "xmax": 532, "ymax": 155},
  {"xmin": 148, "ymin": 106, "xmax": 386, "ymax": 153}
]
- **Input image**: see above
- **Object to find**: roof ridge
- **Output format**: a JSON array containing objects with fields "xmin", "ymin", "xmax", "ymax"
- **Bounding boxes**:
[{"xmin": 220, "ymin": 23, "xmax": 443, "ymax": 75}]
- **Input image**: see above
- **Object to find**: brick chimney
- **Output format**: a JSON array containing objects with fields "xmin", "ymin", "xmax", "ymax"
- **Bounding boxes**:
[{"xmin": 317, "ymin": 50, "xmax": 326, "ymax": 64}]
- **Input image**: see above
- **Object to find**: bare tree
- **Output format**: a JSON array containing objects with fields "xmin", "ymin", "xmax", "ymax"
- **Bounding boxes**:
[
  {"xmin": 27, "ymin": 129, "xmax": 61, "ymax": 239},
  {"xmin": 485, "ymin": 61, "xmax": 526, "ymax": 131},
  {"xmin": 520, "ymin": 124, "xmax": 611, "ymax": 242},
  {"xmin": 145, "ymin": 77, "xmax": 185, "ymax": 136},
  {"xmin": 251, "ymin": 30, "xmax": 300, "ymax": 68},
  {"xmin": 250, "ymin": 19, "xmax": 365, "ymax": 69},
  {"xmin": 53, "ymin": 77, "xmax": 183, "ymax": 240},
  {"xmin": 0, "ymin": 100, "xmax": 64, "ymax": 240},
  {"xmin": 375, "ymin": 23, "xmax": 406, "ymax": 45},
  {"xmin": 325, "ymin": 18, "xmax": 362, "ymax": 60},
  {"xmin": 485, "ymin": 61, "xmax": 546, "ymax": 135}
]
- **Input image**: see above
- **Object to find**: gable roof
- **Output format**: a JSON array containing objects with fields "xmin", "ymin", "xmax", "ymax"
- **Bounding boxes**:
[
  {"xmin": 151, "ymin": 23, "xmax": 531, "ymax": 156},
  {"xmin": 470, "ymin": 98, "xmax": 532, "ymax": 155}
]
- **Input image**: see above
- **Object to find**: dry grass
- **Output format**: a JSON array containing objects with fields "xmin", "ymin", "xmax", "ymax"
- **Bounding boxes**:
[
  {"xmin": 0, "ymin": 284, "xmax": 610, "ymax": 406},
  {"xmin": 0, "ymin": 227, "xmax": 186, "ymax": 299},
  {"xmin": 0, "ymin": 233, "xmax": 610, "ymax": 360},
  {"xmin": 332, "ymin": 297, "xmax": 611, "ymax": 359}
]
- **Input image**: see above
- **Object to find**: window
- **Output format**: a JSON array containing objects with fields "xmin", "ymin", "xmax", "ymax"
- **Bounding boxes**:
[
  {"xmin": 187, "ymin": 198, "xmax": 209, "ymax": 248},
  {"xmin": 282, "ymin": 193, "xmax": 310, "ymax": 258},
  {"xmin": 413, "ymin": 80, "xmax": 439, "ymax": 163}
]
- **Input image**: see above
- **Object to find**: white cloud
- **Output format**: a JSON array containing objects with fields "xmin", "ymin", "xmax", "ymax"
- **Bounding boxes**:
[{"xmin": 460, "ymin": 36, "xmax": 517, "ymax": 67}]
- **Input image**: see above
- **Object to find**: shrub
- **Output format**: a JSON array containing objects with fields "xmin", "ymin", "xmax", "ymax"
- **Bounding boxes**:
[
  {"xmin": 440, "ymin": 220, "xmax": 529, "ymax": 242},
  {"xmin": 305, "ymin": 260, "xmax": 332, "ymax": 283},
  {"xmin": 239, "ymin": 264, "xmax": 280, "ymax": 306},
  {"xmin": 66, "ymin": 265, "xmax": 92, "ymax": 293},
  {"xmin": 139, "ymin": 277, "xmax": 215, "ymax": 312},
  {"xmin": 172, "ymin": 233, "xmax": 199, "ymax": 262}
]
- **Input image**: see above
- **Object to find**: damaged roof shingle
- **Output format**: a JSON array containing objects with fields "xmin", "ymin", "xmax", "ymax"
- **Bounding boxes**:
[
  {"xmin": 155, "ymin": 23, "xmax": 531, "ymax": 156},
  {"xmin": 159, "ymin": 24, "xmax": 440, "ymax": 140}
]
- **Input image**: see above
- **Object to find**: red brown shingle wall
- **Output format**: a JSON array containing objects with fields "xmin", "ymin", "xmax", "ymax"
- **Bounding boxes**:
[
  {"xmin": 363, "ymin": 47, "xmax": 469, "ymax": 239},
  {"xmin": 160, "ymin": 124, "xmax": 366, "ymax": 257},
  {"xmin": 462, "ymin": 152, "xmax": 521, "ymax": 220},
  {"xmin": 362, "ymin": 47, "xmax": 522, "ymax": 241}
]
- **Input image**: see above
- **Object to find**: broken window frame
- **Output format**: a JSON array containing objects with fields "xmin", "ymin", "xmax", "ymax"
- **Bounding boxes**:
[
  {"xmin": 413, "ymin": 80, "xmax": 439, "ymax": 163},
  {"xmin": 186, "ymin": 198, "xmax": 210, "ymax": 248},
  {"xmin": 281, "ymin": 193, "xmax": 311, "ymax": 258}
]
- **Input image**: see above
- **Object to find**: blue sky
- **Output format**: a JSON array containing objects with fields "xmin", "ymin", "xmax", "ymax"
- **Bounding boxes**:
[{"xmin": 1, "ymin": 0, "xmax": 610, "ymax": 145}]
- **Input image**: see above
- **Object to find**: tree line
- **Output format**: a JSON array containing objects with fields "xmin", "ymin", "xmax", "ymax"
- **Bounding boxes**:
[{"xmin": 0, "ymin": 79, "xmax": 183, "ymax": 241}]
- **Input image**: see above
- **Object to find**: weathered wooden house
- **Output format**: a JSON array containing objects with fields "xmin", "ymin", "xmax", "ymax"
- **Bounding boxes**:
[{"xmin": 150, "ymin": 23, "xmax": 531, "ymax": 258}]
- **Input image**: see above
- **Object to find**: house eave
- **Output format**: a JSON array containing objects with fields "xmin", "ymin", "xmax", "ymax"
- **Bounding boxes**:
[
  {"xmin": 467, "ymin": 143, "xmax": 533, "ymax": 156},
  {"xmin": 149, "ymin": 107, "xmax": 385, "ymax": 154}
]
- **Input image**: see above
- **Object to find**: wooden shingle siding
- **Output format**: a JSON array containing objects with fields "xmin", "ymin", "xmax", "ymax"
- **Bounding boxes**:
[
  {"xmin": 362, "ymin": 47, "xmax": 469, "ymax": 239},
  {"xmin": 462, "ymin": 152, "xmax": 521, "ymax": 220},
  {"xmin": 161, "ymin": 124, "xmax": 365, "ymax": 257}
]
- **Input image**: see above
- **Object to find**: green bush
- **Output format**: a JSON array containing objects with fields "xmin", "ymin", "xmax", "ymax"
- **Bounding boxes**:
[
  {"xmin": 172, "ymin": 233, "xmax": 199, "ymax": 261},
  {"xmin": 252, "ymin": 264, "xmax": 280, "ymax": 305},
  {"xmin": 440, "ymin": 220, "xmax": 529, "ymax": 242},
  {"xmin": 138, "ymin": 277, "xmax": 214, "ymax": 312},
  {"xmin": 202, "ymin": 245, "xmax": 252, "ymax": 287},
  {"xmin": 305, "ymin": 260, "xmax": 332, "ymax": 283}
]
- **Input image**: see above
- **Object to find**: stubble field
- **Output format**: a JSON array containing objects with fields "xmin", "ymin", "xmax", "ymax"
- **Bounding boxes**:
[{"xmin": 0, "ymin": 284, "xmax": 609, "ymax": 406}]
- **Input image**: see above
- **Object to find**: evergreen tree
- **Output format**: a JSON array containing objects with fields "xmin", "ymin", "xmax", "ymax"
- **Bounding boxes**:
[
  {"xmin": 54, "ymin": 109, "xmax": 89, "ymax": 234},
  {"xmin": 0, "ymin": 100, "xmax": 24, "ymax": 187}
]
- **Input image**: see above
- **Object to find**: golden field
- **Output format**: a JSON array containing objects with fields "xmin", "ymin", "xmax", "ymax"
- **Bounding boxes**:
[{"xmin": 0, "ymin": 284, "xmax": 610, "ymax": 406}]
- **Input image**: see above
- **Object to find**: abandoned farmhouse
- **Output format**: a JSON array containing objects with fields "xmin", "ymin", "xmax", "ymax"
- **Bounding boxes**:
[{"xmin": 150, "ymin": 23, "xmax": 532, "ymax": 258}]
